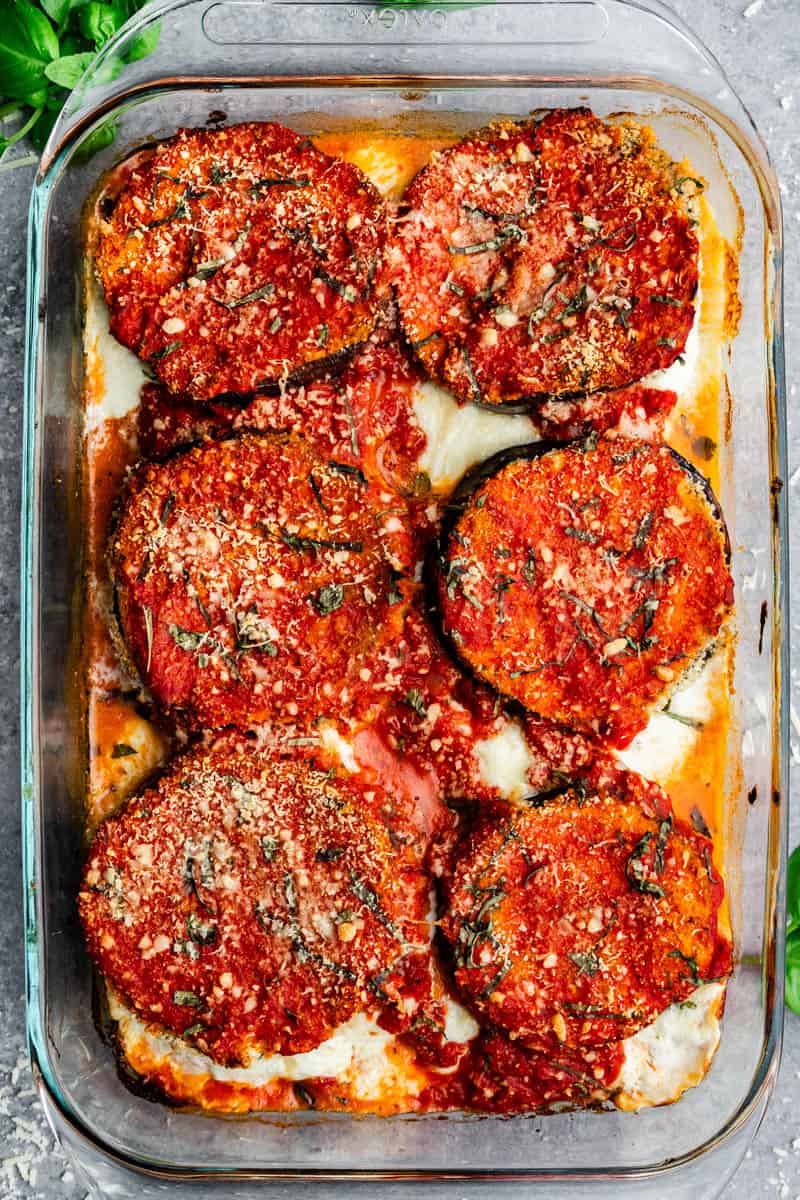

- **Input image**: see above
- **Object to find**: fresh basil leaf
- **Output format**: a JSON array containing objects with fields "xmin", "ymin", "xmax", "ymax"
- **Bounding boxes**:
[
  {"xmin": 123, "ymin": 18, "xmax": 159, "ymax": 62},
  {"xmin": 55, "ymin": 31, "xmax": 80, "ymax": 57},
  {"xmin": 44, "ymin": 50, "xmax": 95, "ymax": 89},
  {"xmin": 41, "ymin": 0, "xmax": 70, "ymax": 26},
  {"xmin": 785, "ymin": 930, "xmax": 800, "ymax": 1015},
  {"xmin": 787, "ymin": 844, "xmax": 800, "ymax": 937},
  {"xmin": 0, "ymin": 0, "xmax": 59, "ymax": 103},
  {"xmin": 78, "ymin": 0, "xmax": 125, "ymax": 47}
]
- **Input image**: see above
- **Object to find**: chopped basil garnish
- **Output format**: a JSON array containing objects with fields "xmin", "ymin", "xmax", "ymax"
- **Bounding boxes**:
[
  {"xmin": 668, "ymin": 949, "xmax": 701, "ymax": 985},
  {"xmin": 447, "ymin": 224, "xmax": 527, "ymax": 255},
  {"xmin": 195, "ymin": 257, "xmax": 226, "ymax": 281},
  {"xmin": 143, "ymin": 606, "xmax": 154, "ymax": 674},
  {"xmin": 411, "ymin": 331, "xmax": 443, "ymax": 350},
  {"xmin": 564, "ymin": 526, "xmax": 599, "ymax": 545},
  {"xmin": 173, "ymin": 990, "xmax": 204, "ymax": 1008},
  {"xmin": 145, "ymin": 195, "xmax": 190, "ymax": 229},
  {"xmin": 216, "ymin": 282, "xmax": 275, "ymax": 309},
  {"xmin": 111, "ymin": 743, "xmax": 137, "ymax": 759},
  {"xmin": 169, "ymin": 624, "xmax": 207, "ymax": 652},
  {"xmin": 569, "ymin": 949, "xmax": 600, "ymax": 978},
  {"xmin": 186, "ymin": 911, "xmax": 218, "ymax": 946},
  {"xmin": 327, "ymin": 460, "xmax": 367, "ymax": 486},
  {"xmin": 279, "ymin": 527, "xmax": 363, "ymax": 555},
  {"xmin": 309, "ymin": 583, "xmax": 345, "ymax": 615},
  {"xmin": 150, "ymin": 340, "xmax": 181, "ymax": 361},
  {"xmin": 261, "ymin": 835, "xmax": 279, "ymax": 863},
  {"xmin": 249, "ymin": 175, "xmax": 311, "ymax": 193},
  {"xmin": 633, "ymin": 510, "xmax": 654, "ymax": 550},
  {"xmin": 403, "ymin": 688, "xmax": 427, "ymax": 719},
  {"xmin": 316, "ymin": 846, "xmax": 345, "ymax": 862},
  {"xmin": 661, "ymin": 704, "xmax": 704, "ymax": 730},
  {"xmin": 625, "ymin": 817, "xmax": 672, "ymax": 899},
  {"xmin": 314, "ymin": 270, "xmax": 359, "ymax": 303},
  {"xmin": 461, "ymin": 345, "xmax": 482, "ymax": 404}
]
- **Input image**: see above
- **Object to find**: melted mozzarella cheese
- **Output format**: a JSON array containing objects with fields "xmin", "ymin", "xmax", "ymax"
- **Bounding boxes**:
[
  {"xmin": 109, "ymin": 989, "xmax": 422, "ymax": 1097},
  {"xmin": 616, "ymin": 983, "xmax": 724, "ymax": 1110},
  {"xmin": 413, "ymin": 380, "xmax": 535, "ymax": 491},
  {"xmin": 84, "ymin": 281, "xmax": 147, "ymax": 430},
  {"xmin": 318, "ymin": 722, "xmax": 360, "ymax": 772},
  {"xmin": 617, "ymin": 654, "xmax": 718, "ymax": 784},
  {"xmin": 475, "ymin": 723, "xmax": 536, "ymax": 802},
  {"xmin": 442, "ymin": 996, "xmax": 480, "ymax": 1044},
  {"xmin": 109, "ymin": 988, "xmax": 476, "ymax": 1098}
]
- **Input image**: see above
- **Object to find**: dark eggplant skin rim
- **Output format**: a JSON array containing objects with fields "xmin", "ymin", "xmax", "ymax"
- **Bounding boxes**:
[
  {"xmin": 143, "ymin": 330, "xmax": 372, "ymax": 409},
  {"xmin": 92, "ymin": 972, "xmax": 184, "ymax": 1109},
  {"xmin": 425, "ymin": 435, "xmax": 732, "ymax": 732},
  {"xmin": 137, "ymin": 328, "xmax": 369, "ymax": 420},
  {"xmin": 401, "ymin": 335, "xmax": 700, "ymax": 418}
]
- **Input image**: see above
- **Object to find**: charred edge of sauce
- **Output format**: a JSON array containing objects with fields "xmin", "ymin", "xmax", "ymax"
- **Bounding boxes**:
[
  {"xmin": 747, "ymin": 785, "xmax": 758, "ymax": 806},
  {"xmin": 92, "ymin": 973, "xmax": 183, "ymax": 1109},
  {"xmin": 425, "ymin": 436, "xmax": 731, "ymax": 726},
  {"xmin": 758, "ymin": 601, "xmax": 768, "ymax": 656}
]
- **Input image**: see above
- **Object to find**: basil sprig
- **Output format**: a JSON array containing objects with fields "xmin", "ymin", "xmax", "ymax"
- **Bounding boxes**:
[
  {"xmin": 0, "ymin": 0, "xmax": 159, "ymax": 168},
  {"xmin": 786, "ymin": 845, "xmax": 800, "ymax": 1013}
]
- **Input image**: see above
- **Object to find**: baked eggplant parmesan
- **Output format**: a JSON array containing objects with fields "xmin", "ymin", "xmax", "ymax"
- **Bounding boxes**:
[
  {"xmin": 432, "ymin": 433, "xmax": 732, "ymax": 746},
  {"xmin": 109, "ymin": 432, "xmax": 413, "ymax": 730},
  {"xmin": 438, "ymin": 765, "xmax": 730, "ymax": 1053},
  {"xmin": 80, "ymin": 742, "xmax": 431, "ymax": 1065},
  {"xmin": 80, "ymin": 114, "xmax": 739, "ymax": 1118},
  {"xmin": 96, "ymin": 122, "xmax": 388, "ymax": 400},
  {"xmin": 392, "ymin": 108, "xmax": 699, "ymax": 409}
]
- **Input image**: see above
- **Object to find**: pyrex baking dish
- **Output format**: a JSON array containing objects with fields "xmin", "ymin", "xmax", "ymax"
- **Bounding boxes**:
[{"xmin": 21, "ymin": 0, "xmax": 788, "ymax": 1194}]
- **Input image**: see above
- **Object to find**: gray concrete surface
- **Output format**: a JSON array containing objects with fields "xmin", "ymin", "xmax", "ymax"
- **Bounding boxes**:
[{"xmin": 0, "ymin": 0, "xmax": 797, "ymax": 1195}]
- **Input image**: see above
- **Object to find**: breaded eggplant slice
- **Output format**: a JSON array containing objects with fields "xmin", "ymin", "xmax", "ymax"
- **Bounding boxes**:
[
  {"xmin": 438, "ymin": 765, "xmax": 730, "ymax": 1052},
  {"xmin": 432, "ymin": 433, "xmax": 732, "ymax": 747},
  {"xmin": 109, "ymin": 432, "xmax": 413, "ymax": 731},
  {"xmin": 393, "ymin": 108, "xmax": 699, "ymax": 409},
  {"xmin": 136, "ymin": 337, "xmax": 429, "ymax": 497},
  {"xmin": 96, "ymin": 122, "xmax": 388, "ymax": 400},
  {"xmin": 80, "ymin": 743, "xmax": 430, "ymax": 1065}
]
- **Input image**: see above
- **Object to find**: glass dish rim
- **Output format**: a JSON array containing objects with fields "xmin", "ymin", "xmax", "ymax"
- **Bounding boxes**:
[{"xmin": 21, "ymin": 5, "xmax": 790, "ymax": 1181}]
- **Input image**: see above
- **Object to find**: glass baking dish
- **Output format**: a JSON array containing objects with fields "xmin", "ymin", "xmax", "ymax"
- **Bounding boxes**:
[{"xmin": 21, "ymin": 0, "xmax": 788, "ymax": 1194}]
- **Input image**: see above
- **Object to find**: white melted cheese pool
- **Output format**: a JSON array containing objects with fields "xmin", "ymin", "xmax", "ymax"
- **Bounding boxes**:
[
  {"xmin": 108, "ymin": 988, "xmax": 477, "ymax": 1098},
  {"xmin": 87, "ymin": 133, "xmax": 726, "ymax": 1114}
]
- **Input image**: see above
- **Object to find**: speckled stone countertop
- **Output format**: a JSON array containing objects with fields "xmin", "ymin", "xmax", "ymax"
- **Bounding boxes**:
[{"xmin": 0, "ymin": 0, "xmax": 797, "ymax": 1195}]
